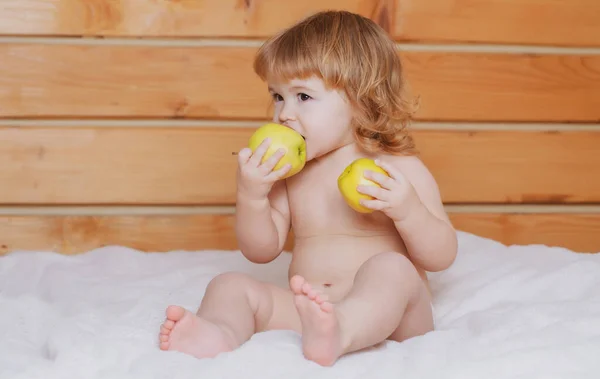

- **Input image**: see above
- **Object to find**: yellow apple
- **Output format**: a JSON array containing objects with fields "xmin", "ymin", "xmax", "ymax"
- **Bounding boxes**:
[
  {"xmin": 337, "ymin": 158, "xmax": 390, "ymax": 213},
  {"xmin": 248, "ymin": 122, "xmax": 307, "ymax": 179}
]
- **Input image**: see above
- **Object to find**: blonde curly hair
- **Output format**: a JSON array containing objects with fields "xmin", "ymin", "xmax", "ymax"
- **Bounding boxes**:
[{"xmin": 253, "ymin": 10, "xmax": 418, "ymax": 156}]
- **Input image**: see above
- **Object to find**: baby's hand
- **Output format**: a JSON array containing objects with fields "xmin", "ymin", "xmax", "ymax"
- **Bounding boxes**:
[
  {"xmin": 236, "ymin": 138, "xmax": 291, "ymax": 200},
  {"xmin": 356, "ymin": 159, "xmax": 420, "ymax": 222}
]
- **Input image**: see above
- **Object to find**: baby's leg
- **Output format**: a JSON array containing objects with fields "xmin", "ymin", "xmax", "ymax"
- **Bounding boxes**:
[
  {"xmin": 159, "ymin": 272, "xmax": 299, "ymax": 359},
  {"xmin": 291, "ymin": 252, "xmax": 432, "ymax": 366}
]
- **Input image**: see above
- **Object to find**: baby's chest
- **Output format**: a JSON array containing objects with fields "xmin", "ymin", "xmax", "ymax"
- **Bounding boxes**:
[
  {"xmin": 286, "ymin": 168, "xmax": 381, "ymax": 230},
  {"xmin": 289, "ymin": 180, "xmax": 346, "ymax": 218}
]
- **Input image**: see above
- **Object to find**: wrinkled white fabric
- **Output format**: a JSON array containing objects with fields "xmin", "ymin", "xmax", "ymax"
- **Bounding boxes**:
[{"xmin": 1, "ymin": 232, "xmax": 599, "ymax": 379}]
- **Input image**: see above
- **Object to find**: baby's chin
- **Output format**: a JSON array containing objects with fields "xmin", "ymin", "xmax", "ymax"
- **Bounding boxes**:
[{"xmin": 304, "ymin": 148, "xmax": 326, "ymax": 162}]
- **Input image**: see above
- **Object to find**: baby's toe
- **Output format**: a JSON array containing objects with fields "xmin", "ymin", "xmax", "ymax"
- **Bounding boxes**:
[
  {"xmin": 301, "ymin": 281, "xmax": 313, "ymax": 295},
  {"xmin": 162, "ymin": 319, "xmax": 175, "ymax": 330},
  {"xmin": 166, "ymin": 305, "xmax": 186, "ymax": 322},
  {"xmin": 320, "ymin": 301, "xmax": 334, "ymax": 313},
  {"xmin": 290, "ymin": 275, "xmax": 306, "ymax": 294}
]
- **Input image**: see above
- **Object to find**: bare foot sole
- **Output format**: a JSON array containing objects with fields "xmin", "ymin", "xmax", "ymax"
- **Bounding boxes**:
[
  {"xmin": 290, "ymin": 275, "xmax": 343, "ymax": 366},
  {"xmin": 159, "ymin": 305, "xmax": 235, "ymax": 359}
]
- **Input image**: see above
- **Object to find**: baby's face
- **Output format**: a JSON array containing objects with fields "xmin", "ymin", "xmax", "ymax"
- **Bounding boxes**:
[{"xmin": 267, "ymin": 76, "xmax": 354, "ymax": 161}]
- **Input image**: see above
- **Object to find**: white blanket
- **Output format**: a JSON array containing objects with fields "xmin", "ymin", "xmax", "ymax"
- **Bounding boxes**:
[{"xmin": 1, "ymin": 232, "xmax": 599, "ymax": 379}]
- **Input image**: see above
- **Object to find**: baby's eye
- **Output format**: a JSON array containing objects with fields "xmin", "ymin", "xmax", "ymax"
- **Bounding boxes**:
[
  {"xmin": 271, "ymin": 93, "xmax": 283, "ymax": 102},
  {"xmin": 298, "ymin": 93, "xmax": 311, "ymax": 101}
]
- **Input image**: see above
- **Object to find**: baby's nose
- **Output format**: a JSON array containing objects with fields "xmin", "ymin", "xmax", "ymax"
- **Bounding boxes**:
[{"xmin": 278, "ymin": 105, "xmax": 296, "ymax": 122}]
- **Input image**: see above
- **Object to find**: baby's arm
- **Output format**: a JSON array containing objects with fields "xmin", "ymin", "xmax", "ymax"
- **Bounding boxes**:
[
  {"xmin": 389, "ymin": 156, "xmax": 458, "ymax": 272},
  {"xmin": 235, "ymin": 180, "xmax": 291, "ymax": 264}
]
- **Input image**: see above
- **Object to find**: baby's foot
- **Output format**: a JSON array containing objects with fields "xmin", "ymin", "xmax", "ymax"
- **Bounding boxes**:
[
  {"xmin": 290, "ymin": 275, "xmax": 342, "ymax": 366},
  {"xmin": 159, "ymin": 305, "xmax": 235, "ymax": 359}
]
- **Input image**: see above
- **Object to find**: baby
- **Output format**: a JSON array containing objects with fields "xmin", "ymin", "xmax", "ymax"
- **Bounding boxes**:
[{"xmin": 158, "ymin": 10, "xmax": 458, "ymax": 366}]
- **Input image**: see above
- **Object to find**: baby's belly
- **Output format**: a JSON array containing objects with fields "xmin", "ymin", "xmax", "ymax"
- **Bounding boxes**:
[{"xmin": 288, "ymin": 233, "xmax": 427, "ymax": 303}]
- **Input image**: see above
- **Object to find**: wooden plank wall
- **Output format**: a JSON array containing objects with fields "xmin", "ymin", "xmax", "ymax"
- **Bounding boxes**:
[{"xmin": 0, "ymin": 0, "xmax": 599, "ymax": 255}]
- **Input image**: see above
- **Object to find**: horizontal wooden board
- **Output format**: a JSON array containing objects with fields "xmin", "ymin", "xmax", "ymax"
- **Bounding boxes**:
[
  {"xmin": 0, "ymin": 213, "xmax": 248, "ymax": 255},
  {"xmin": 0, "ymin": 126, "xmax": 599, "ymax": 205},
  {"xmin": 0, "ymin": 0, "xmax": 598, "ymax": 47},
  {"xmin": 1, "ymin": 45, "xmax": 599, "ymax": 122},
  {"xmin": 450, "ymin": 213, "xmax": 600, "ymax": 253},
  {"xmin": 395, "ymin": 0, "xmax": 600, "ymax": 47},
  {"xmin": 0, "ymin": 212, "xmax": 598, "ymax": 255}
]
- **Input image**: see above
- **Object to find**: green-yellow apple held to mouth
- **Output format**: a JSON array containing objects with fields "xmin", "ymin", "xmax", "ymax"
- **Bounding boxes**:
[
  {"xmin": 248, "ymin": 123, "xmax": 307, "ymax": 179},
  {"xmin": 337, "ymin": 158, "xmax": 390, "ymax": 213}
]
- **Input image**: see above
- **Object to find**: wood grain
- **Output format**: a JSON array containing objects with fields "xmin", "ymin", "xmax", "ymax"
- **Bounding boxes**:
[
  {"xmin": 0, "ymin": 214, "xmax": 248, "ymax": 255},
  {"xmin": 0, "ymin": 126, "xmax": 246, "ymax": 205},
  {"xmin": 450, "ymin": 213, "xmax": 600, "ymax": 253},
  {"xmin": 0, "ymin": 212, "xmax": 597, "ymax": 255},
  {"xmin": 1, "ymin": 126, "xmax": 599, "ymax": 205},
  {"xmin": 1, "ymin": 45, "xmax": 599, "ymax": 122},
  {"xmin": 393, "ymin": 0, "xmax": 600, "ymax": 47},
  {"xmin": 0, "ymin": 0, "xmax": 598, "ymax": 47},
  {"xmin": 0, "ymin": 45, "xmax": 268, "ymax": 120},
  {"xmin": 412, "ymin": 129, "xmax": 600, "ymax": 203}
]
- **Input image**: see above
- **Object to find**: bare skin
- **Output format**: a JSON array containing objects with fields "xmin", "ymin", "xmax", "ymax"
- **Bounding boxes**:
[{"xmin": 159, "ymin": 78, "xmax": 457, "ymax": 366}]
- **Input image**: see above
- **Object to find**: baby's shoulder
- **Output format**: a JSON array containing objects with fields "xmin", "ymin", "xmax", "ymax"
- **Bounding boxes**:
[
  {"xmin": 379, "ymin": 154, "xmax": 440, "ymax": 195},
  {"xmin": 381, "ymin": 154, "xmax": 430, "ymax": 178}
]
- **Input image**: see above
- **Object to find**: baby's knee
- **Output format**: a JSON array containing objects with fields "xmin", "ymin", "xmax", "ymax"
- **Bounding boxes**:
[
  {"xmin": 366, "ymin": 252, "xmax": 418, "ymax": 278},
  {"xmin": 206, "ymin": 272, "xmax": 254, "ymax": 293}
]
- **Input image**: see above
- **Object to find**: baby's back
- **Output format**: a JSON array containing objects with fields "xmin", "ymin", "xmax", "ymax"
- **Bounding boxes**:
[{"xmin": 285, "ymin": 156, "xmax": 427, "ymax": 302}]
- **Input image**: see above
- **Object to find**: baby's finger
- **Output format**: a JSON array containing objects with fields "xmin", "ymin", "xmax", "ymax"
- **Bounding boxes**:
[
  {"xmin": 374, "ymin": 159, "xmax": 405, "ymax": 183},
  {"xmin": 237, "ymin": 148, "xmax": 253, "ymax": 164},
  {"xmin": 260, "ymin": 148, "xmax": 286, "ymax": 173},
  {"xmin": 357, "ymin": 184, "xmax": 388, "ymax": 201},
  {"xmin": 364, "ymin": 169, "xmax": 396, "ymax": 190},
  {"xmin": 359, "ymin": 199, "xmax": 388, "ymax": 211},
  {"xmin": 248, "ymin": 138, "xmax": 271, "ymax": 167},
  {"xmin": 265, "ymin": 163, "xmax": 292, "ymax": 181}
]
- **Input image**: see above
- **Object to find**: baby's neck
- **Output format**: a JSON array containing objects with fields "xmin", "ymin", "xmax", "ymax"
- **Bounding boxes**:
[{"xmin": 313, "ymin": 142, "xmax": 372, "ymax": 166}]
